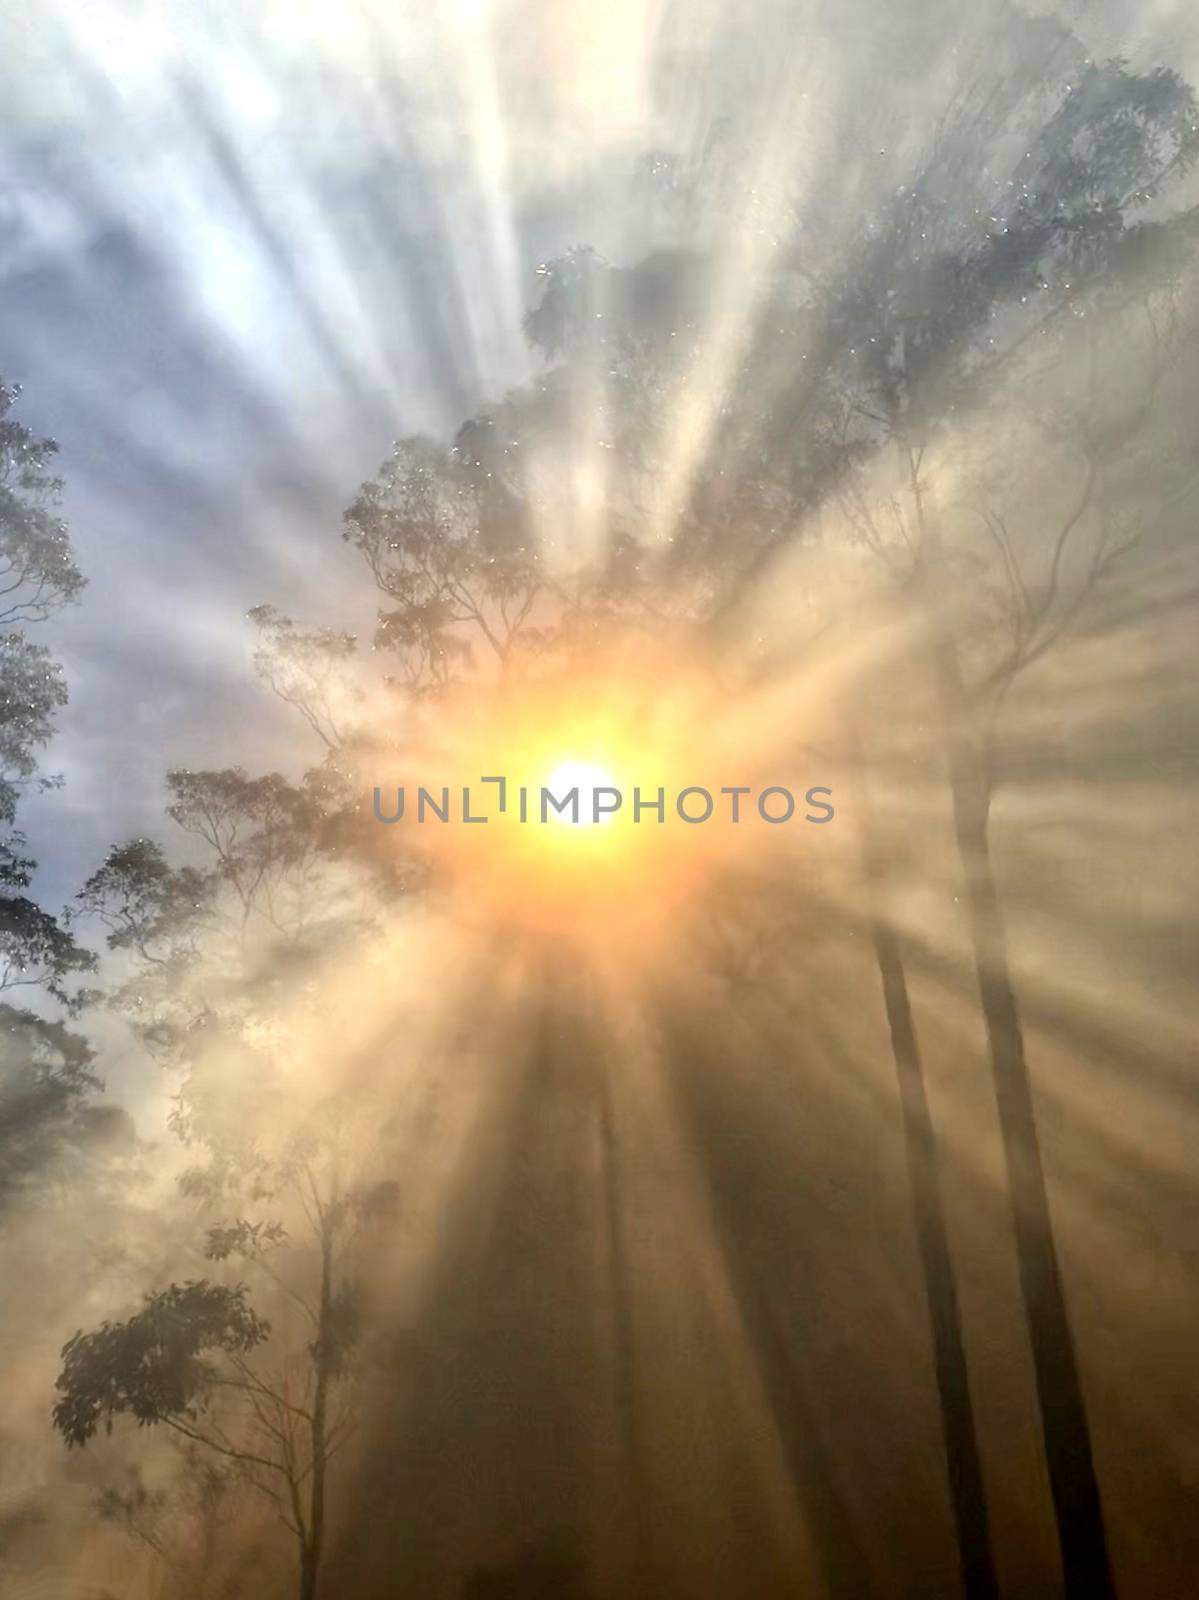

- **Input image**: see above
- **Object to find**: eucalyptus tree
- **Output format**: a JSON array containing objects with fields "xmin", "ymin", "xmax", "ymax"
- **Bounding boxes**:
[
  {"xmin": 504, "ymin": 212, "xmax": 1012, "ymax": 1596},
  {"xmin": 0, "ymin": 1005, "xmax": 101, "ymax": 1209},
  {"xmin": 809, "ymin": 59, "xmax": 1199, "ymax": 1600},
  {"xmin": 342, "ymin": 431, "xmax": 545, "ymax": 692},
  {"xmin": 0, "ymin": 377, "xmax": 97, "ymax": 1216},
  {"xmin": 67, "ymin": 783, "xmax": 399, "ymax": 1600},
  {"xmin": 0, "ymin": 378, "xmax": 93, "ymax": 1007},
  {"xmin": 473, "ymin": 41, "xmax": 1199, "ymax": 1599},
  {"xmin": 54, "ymin": 1165, "xmax": 397, "ymax": 1600}
]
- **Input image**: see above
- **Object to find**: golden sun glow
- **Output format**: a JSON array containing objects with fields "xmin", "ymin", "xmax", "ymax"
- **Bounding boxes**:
[
  {"xmin": 384, "ymin": 647, "xmax": 726, "ymax": 940},
  {"xmin": 377, "ymin": 635, "xmax": 837, "ymax": 948},
  {"xmin": 542, "ymin": 761, "xmax": 619, "ymax": 826}
]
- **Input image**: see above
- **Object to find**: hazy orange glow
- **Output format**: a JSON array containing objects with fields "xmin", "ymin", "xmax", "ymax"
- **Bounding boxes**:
[{"xmin": 387, "ymin": 646, "xmax": 754, "ymax": 942}]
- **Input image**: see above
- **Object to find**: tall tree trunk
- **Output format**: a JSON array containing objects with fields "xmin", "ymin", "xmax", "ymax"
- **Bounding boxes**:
[
  {"xmin": 907, "ymin": 448, "xmax": 1115, "ymax": 1599},
  {"xmin": 550, "ymin": 955, "xmax": 653, "ymax": 1597},
  {"xmin": 596, "ymin": 1039, "xmax": 654, "ymax": 1599},
  {"xmin": 300, "ymin": 1208, "xmax": 335, "ymax": 1600},
  {"xmin": 848, "ymin": 716, "xmax": 998, "ymax": 1600},
  {"xmin": 299, "ymin": 1543, "xmax": 319, "ymax": 1600}
]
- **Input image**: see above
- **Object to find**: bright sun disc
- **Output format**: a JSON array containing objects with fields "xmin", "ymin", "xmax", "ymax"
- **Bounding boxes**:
[{"xmin": 542, "ymin": 761, "xmax": 618, "ymax": 825}]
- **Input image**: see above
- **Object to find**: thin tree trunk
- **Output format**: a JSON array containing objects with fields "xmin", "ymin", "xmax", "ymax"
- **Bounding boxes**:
[
  {"xmin": 906, "ymin": 448, "xmax": 1115, "ymax": 1599},
  {"xmin": 596, "ymin": 1055, "xmax": 654, "ymax": 1600},
  {"xmin": 552, "ymin": 956, "xmax": 652, "ymax": 1598},
  {"xmin": 299, "ymin": 1543, "xmax": 319, "ymax": 1600},
  {"xmin": 300, "ymin": 1208, "xmax": 335, "ymax": 1600},
  {"xmin": 848, "ymin": 715, "xmax": 998, "ymax": 1600}
]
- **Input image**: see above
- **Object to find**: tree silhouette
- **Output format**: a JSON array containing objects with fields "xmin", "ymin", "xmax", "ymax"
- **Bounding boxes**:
[
  {"xmin": 344, "ymin": 432, "xmax": 544, "ymax": 691},
  {"xmin": 53, "ymin": 1139, "xmax": 393, "ymax": 1600},
  {"xmin": 0, "ymin": 1004, "xmax": 105, "ymax": 1209},
  {"xmin": 0, "ymin": 378, "xmax": 94, "ymax": 1007},
  {"xmin": 67, "ymin": 760, "xmax": 401, "ymax": 1599},
  {"xmin": 819, "ymin": 60, "xmax": 1198, "ymax": 1599},
  {"xmin": 0, "ymin": 377, "xmax": 99, "ymax": 1226}
]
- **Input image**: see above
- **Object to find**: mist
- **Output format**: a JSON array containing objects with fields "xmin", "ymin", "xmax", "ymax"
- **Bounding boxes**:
[{"xmin": 2, "ymin": 2, "xmax": 1198, "ymax": 1597}]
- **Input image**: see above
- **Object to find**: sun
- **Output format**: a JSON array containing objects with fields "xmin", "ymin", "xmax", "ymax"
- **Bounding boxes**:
[
  {"xmin": 542, "ymin": 761, "xmax": 620, "ymax": 826},
  {"xmin": 379, "ymin": 641, "xmax": 752, "ymax": 941}
]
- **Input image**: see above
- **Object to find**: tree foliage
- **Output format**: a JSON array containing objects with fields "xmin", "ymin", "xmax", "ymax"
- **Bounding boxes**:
[
  {"xmin": 0, "ymin": 379, "xmax": 83, "ymax": 624},
  {"xmin": 343, "ymin": 433, "xmax": 543, "ymax": 690},
  {"xmin": 0, "ymin": 1002, "xmax": 107, "ymax": 1206},
  {"xmin": 0, "ymin": 377, "xmax": 97, "ymax": 1209},
  {"xmin": 0, "ymin": 379, "xmax": 84, "ymax": 820},
  {"xmin": 53, "ymin": 1280, "xmax": 270, "ymax": 1447}
]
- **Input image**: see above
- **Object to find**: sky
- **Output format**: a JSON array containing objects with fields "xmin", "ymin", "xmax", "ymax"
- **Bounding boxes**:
[
  {"xmin": 0, "ymin": 0, "xmax": 1192, "ymax": 1143},
  {"xmin": 2, "ymin": 0, "xmax": 1195, "ymax": 906},
  {"xmin": 0, "ymin": 0, "xmax": 692, "ymax": 906}
]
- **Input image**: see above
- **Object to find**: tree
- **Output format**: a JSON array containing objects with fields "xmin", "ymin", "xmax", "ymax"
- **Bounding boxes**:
[
  {"xmin": 0, "ymin": 1003, "xmax": 104, "ymax": 1208},
  {"xmin": 0, "ymin": 883, "xmax": 96, "ymax": 1006},
  {"xmin": 0, "ymin": 378, "xmax": 83, "ymax": 819},
  {"xmin": 513, "ymin": 212, "xmax": 1006, "ymax": 1600},
  {"xmin": 447, "ymin": 43, "xmax": 1199, "ymax": 1597},
  {"xmin": 0, "ymin": 377, "xmax": 97, "ymax": 1210},
  {"xmin": 93, "ymin": 1453, "xmax": 233, "ymax": 1587},
  {"xmin": 818, "ymin": 61, "xmax": 1198, "ymax": 1600},
  {"xmin": 343, "ymin": 433, "xmax": 544, "ymax": 691},
  {"xmin": 69, "ymin": 746, "xmax": 402, "ymax": 1598},
  {"xmin": 247, "ymin": 605, "xmax": 361, "ymax": 753},
  {"xmin": 53, "ymin": 1132, "xmax": 394, "ymax": 1600},
  {"xmin": 0, "ymin": 379, "xmax": 93, "ymax": 1005}
]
